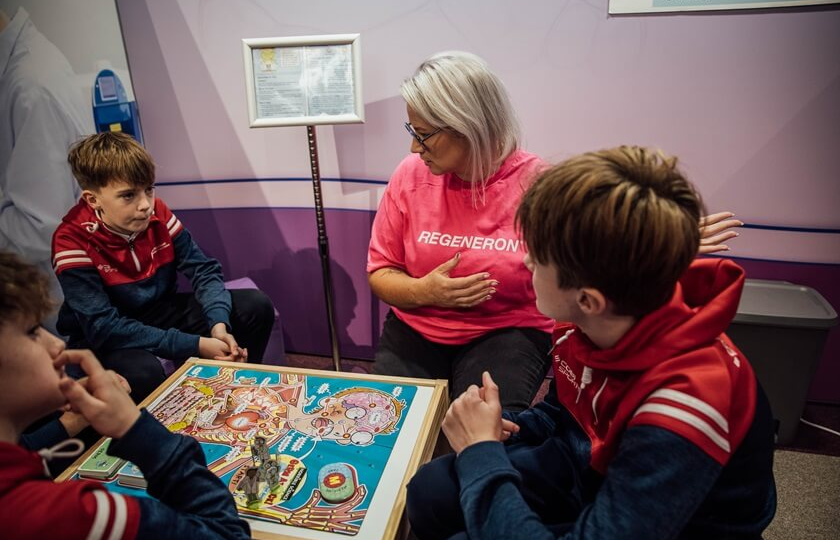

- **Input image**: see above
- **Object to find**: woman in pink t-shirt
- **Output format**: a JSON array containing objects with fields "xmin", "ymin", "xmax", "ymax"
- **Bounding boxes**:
[{"xmin": 367, "ymin": 51, "xmax": 740, "ymax": 411}]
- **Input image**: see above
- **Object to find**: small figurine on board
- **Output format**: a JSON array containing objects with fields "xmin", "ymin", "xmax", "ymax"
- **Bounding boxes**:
[
  {"xmin": 264, "ymin": 459, "xmax": 281, "ymax": 492},
  {"xmin": 251, "ymin": 436, "xmax": 271, "ymax": 466},
  {"xmin": 238, "ymin": 466, "xmax": 262, "ymax": 506}
]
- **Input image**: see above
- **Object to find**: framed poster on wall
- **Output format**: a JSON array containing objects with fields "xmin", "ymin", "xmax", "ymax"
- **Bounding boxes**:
[
  {"xmin": 609, "ymin": 0, "xmax": 839, "ymax": 13},
  {"xmin": 242, "ymin": 34, "xmax": 364, "ymax": 127}
]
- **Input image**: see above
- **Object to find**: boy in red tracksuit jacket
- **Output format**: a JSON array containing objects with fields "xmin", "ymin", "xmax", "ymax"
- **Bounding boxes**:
[
  {"xmin": 406, "ymin": 146, "xmax": 776, "ymax": 539},
  {"xmin": 0, "ymin": 252, "xmax": 251, "ymax": 540},
  {"xmin": 51, "ymin": 132, "xmax": 275, "ymax": 401}
]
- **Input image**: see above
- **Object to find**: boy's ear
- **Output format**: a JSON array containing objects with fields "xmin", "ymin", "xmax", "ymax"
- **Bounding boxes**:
[
  {"xmin": 81, "ymin": 190, "xmax": 100, "ymax": 210},
  {"xmin": 577, "ymin": 287, "xmax": 608, "ymax": 316}
]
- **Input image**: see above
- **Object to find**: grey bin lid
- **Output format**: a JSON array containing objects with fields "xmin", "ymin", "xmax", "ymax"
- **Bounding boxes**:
[{"xmin": 733, "ymin": 279, "xmax": 838, "ymax": 329}]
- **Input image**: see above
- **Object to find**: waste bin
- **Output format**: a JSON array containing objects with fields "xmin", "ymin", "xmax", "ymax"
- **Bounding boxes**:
[{"xmin": 726, "ymin": 279, "xmax": 838, "ymax": 445}]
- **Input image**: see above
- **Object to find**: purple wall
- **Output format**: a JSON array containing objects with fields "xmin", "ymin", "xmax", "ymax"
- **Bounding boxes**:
[{"xmin": 177, "ymin": 207, "xmax": 378, "ymax": 360}]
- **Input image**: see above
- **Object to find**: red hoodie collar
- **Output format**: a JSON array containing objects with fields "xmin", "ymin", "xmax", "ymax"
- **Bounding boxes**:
[
  {"xmin": 0, "ymin": 443, "xmax": 48, "ymax": 490},
  {"xmin": 62, "ymin": 198, "xmax": 161, "ymax": 246},
  {"xmin": 553, "ymin": 258, "xmax": 745, "ymax": 372}
]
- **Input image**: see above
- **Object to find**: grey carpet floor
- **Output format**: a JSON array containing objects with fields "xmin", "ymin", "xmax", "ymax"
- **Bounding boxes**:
[{"xmin": 766, "ymin": 450, "xmax": 840, "ymax": 540}]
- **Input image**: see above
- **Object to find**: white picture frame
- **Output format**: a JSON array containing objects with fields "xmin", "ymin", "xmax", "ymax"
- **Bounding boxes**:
[
  {"xmin": 242, "ymin": 34, "xmax": 364, "ymax": 128},
  {"xmin": 608, "ymin": 0, "xmax": 839, "ymax": 13}
]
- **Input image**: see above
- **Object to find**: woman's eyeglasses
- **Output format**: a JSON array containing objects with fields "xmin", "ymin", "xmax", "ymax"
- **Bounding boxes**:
[{"xmin": 404, "ymin": 122, "xmax": 442, "ymax": 152}]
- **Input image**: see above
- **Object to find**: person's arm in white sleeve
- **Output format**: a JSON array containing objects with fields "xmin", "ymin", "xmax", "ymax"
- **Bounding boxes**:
[{"xmin": 0, "ymin": 86, "xmax": 84, "ymax": 261}]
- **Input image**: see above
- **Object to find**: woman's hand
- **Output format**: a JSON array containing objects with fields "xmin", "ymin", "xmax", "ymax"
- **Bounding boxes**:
[
  {"xmin": 699, "ymin": 212, "xmax": 743, "ymax": 255},
  {"xmin": 417, "ymin": 253, "xmax": 497, "ymax": 308}
]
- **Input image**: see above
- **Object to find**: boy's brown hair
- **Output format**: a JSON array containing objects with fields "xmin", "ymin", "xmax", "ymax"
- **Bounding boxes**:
[
  {"xmin": 0, "ymin": 252, "xmax": 53, "ymax": 328},
  {"xmin": 517, "ymin": 146, "xmax": 703, "ymax": 318},
  {"xmin": 68, "ymin": 132, "xmax": 155, "ymax": 191}
]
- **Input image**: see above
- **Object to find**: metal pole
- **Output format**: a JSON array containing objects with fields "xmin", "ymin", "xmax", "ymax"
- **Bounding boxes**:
[{"xmin": 306, "ymin": 126, "xmax": 342, "ymax": 371}]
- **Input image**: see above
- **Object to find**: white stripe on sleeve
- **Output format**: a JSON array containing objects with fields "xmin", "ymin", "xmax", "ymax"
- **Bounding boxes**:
[
  {"xmin": 53, "ymin": 249, "xmax": 89, "ymax": 264},
  {"xmin": 84, "ymin": 490, "xmax": 111, "ymax": 540},
  {"xmin": 647, "ymin": 388, "xmax": 729, "ymax": 433},
  {"xmin": 54, "ymin": 257, "xmax": 93, "ymax": 270},
  {"xmin": 634, "ymin": 402, "xmax": 731, "ymax": 454},
  {"xmin": 168, "ymin": 220, "xmax": 182, "ymax": 236},
  {"xmin": 105, "ymin": 493, "xmax": 128, "ymax": 540}
]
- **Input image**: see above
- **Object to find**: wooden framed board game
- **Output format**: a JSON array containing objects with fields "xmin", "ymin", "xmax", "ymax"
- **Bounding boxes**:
[{"xmin": 58, "ymin": 359, "xmax": 449, "ymax": 540}]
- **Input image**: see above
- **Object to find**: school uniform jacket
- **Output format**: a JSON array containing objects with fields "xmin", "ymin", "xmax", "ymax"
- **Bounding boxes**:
[
  {"xmin": 51, "ymin": 198, "xmax": 231, "ymax": 359},
  {"xmin": 454, "ymin": 258, "xmax": 777, "ymax": 539},
  {"xmin": 0, "ymin": 410, "xmax": 250, "ymax": 540}
]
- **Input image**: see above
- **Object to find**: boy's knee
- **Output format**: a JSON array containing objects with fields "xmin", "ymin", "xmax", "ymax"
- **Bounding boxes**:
[
  {"xmin": 407, "ymin": 456, "xmax": 462, "ymax": 537},
  {"xmin": 235, "ymin": 289, "xmax": 275, "ymax": 327},
  {"xmin": 130, "ymin": 361, "xmax": 167, "ymax": 402},
  {"xmin": 254, "ymin": 291, "xmax": 276, "ymax": 325},
  {"xmin": 99, "ymin": 349, "xmax": 166, "ymax": 403}
]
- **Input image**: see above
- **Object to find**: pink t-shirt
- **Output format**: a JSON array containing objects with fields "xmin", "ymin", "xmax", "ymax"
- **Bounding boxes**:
[{"xmin": 368, "ymin": 150, "xmax": 554, "ymax": 345}]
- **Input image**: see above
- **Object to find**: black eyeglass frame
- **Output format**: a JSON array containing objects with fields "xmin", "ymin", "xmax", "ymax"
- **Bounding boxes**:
[{"xmin": 404, "ymin": 122, "xmax": 443, "ymax": 152}]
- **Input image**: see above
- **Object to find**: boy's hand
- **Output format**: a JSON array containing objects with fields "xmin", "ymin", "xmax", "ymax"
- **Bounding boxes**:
[
  {"xmin": 59, "ymin": 372, "xmax": 131, "ymax": 411},
  {"xmin": 477, "ymin": 383, "xmax": 520, "ymax": 441},
  {"xmin": 55, "ymin": 350, "xmax": 141, "ymax": 439},
  {"xmin": 209, "ymin": 323, "xmax": 248, "ymax": 362},
  {"xmin": 199, "ymin": 336, "xmax": 247, "ymax": 363},
  {"xmin": 57, "ymin": 411, "xmax": 90, "ymax": 437},
  {"xmin": 699, "ymin": 212, "xmax": 742, "ymax": 254},
  {"xmin": 500, "ymin": 418, "xmax": 520, "ymax": 442},
  {"xmin": 442, "ymin": 371, "xmax": 504, "ymax": 453}
]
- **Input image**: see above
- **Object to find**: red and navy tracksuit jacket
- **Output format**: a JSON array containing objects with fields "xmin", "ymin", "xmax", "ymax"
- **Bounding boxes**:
[
  {"xmin": 549, "ymin": 258, "xmax": 759, "ymax": 473},
  {"xmin": 445, "ymin": 259, "xmax": 777, "ymax": 539},
  {"xmin": 0, "ymin": 411, "xmax": 250, "ymax": 540},
  {"xmin": 51, "ymin": 198, "xmax": 230, "ymax": 359}
]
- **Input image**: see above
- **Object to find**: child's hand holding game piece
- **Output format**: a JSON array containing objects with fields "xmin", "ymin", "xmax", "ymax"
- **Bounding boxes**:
[
  {"xmin": 442, "ymin": 371, "xmax": 505, "ymax": 454},
  {"xmin": 55, "ymin": 349, "xmax": 141, "ymax": 439}
]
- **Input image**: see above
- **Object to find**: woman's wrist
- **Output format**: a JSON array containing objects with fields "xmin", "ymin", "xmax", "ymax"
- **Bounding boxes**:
[{"xmin": 406, "ymin": 277, "xmax": 423, "ymax": 308}]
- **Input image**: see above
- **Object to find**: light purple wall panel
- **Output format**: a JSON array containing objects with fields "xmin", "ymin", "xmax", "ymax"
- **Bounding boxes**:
[{"xmin": 116, "ymin": 1, "xmax": 840, "ymax": 401}]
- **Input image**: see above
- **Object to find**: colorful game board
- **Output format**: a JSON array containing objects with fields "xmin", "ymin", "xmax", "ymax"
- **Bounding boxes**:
[{"xmin": 62, "ymin": 360, "xmax": 447, "ymax": 540}]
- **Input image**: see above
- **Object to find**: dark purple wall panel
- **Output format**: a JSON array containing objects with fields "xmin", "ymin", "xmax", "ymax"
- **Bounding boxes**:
[
  {"xmin": 177, "ymin": 207, "xmax": 378, "ymax": 360},
  {"xmin": 176, "ymin": 208, "xmax": 839, "ymax": 403}
]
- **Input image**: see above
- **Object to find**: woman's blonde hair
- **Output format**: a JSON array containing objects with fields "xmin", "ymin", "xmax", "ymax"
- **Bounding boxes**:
[{"xmin": 401, "ymin": 51, "xmax": 520, "ymax": 204}]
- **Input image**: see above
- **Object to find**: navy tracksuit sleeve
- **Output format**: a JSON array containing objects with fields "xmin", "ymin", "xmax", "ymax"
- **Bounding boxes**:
[
  {"xmin": 172, "ymin": 229, "xmax": 232, "ymax": 330},
  {"xmin": 57, "ymin": 267, "xmax": 198, "ymax": 358},
  {"xmin": 454, "ymin": 426, "xmax": 722, "ymax": 540},
  {"xmin": 19, "ymin": 419, "xmax": 69, "ymax": 451},
  {"xmin": 503, "ymin": 380, "xmax": 575, "ymax": 445},
  {"xmin": 108, "ymin": 410, "xmax": 250, "ymax": 540}
]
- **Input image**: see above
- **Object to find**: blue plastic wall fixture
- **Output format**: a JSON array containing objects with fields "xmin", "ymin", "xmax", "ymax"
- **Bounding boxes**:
[{"xmin": 92, "ymin": 69, "xmax": 143, "ymax": 144}]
